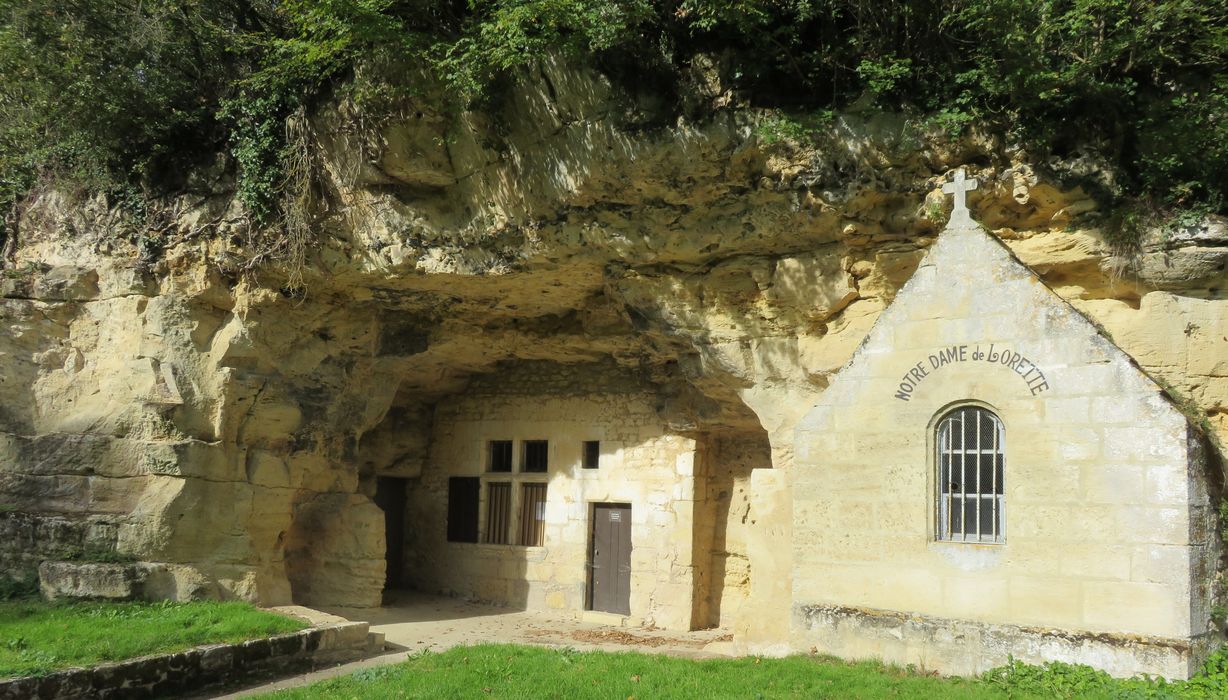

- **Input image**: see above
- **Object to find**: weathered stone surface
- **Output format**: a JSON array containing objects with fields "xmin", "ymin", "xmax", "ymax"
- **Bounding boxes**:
[
  {"xmin": 198, "ymin": 645, "xmax": 234, "ymax": 674},
  {"xmin": 39, "ymin": 561, "xmax": 145, "ymax": 601},
  {"xmin": 790, "ymin": 215, "xmax": 1217, "ymax": 677},
  {"xmin": 1133, "ymin": 218, "xmax": 1228, "ymax": 290},
  {"xmin": 795, "ymin": 604, "xmax": 1210, "ymax": 680},
  {"xmin": 0, "ymin": 60, "xmax": 1223, "ymax": 677}
]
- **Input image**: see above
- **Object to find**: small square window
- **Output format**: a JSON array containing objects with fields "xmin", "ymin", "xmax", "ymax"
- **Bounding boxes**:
[
  {"xmin": 488, "ymin": 440, "xmax": 513, "ymax": 472},
  {"xmin": 523, "ymin": 440, "xmax": 548, "ymax": 473},
  {"xmin": 582, "ymin": 441, "xmax": 600, "ymax": 469}
]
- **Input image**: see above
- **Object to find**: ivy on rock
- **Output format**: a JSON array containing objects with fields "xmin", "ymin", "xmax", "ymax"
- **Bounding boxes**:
[{"xmin": 0, "ymin": 0, "xmax": 1224, "ymax": 231}]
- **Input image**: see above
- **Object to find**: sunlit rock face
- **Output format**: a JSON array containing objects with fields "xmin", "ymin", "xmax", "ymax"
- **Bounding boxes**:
[{"xmin": 0, "ymin": 58, "xmax": 1224, "ymax": 612}]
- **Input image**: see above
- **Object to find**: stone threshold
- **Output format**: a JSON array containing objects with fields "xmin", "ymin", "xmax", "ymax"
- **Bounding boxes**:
[{"xmin": 0, "ymin": 607, "xmax": 384, "ymax": 700}]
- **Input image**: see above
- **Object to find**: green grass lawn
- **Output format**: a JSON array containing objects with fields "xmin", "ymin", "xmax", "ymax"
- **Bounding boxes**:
[
  {"xmin": 0, "ymin": 599, "xmax": 308, "ymax": 678},
  {"xmin": 261, "ymin": 644, "xmax": 1001, "ymax": 699},
  {"xmin": 262, "ymin": 644, "xmax": 1228, "ymax": 700}
]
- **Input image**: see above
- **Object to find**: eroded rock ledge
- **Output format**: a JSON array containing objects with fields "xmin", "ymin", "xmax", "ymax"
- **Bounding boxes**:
[{"xmin": 1, "ymin": 61, "xmax": 1225, "ymax": 608}]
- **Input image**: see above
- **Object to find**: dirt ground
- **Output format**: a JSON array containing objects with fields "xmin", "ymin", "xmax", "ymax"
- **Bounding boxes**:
[{"xmin": 212, "ymin": 591, "xmax": 735, "ymax": 698}]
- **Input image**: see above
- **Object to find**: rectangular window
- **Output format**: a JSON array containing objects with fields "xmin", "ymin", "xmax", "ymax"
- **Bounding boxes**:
[
  {"xmin": 446, "ymin": 477, "xmax": 480, "ymax": 543},
  {"xmin": 582, "ymin": 441, "xmax": 600, "ymax": 469},
  {"xmin": 519, "ymin": 483, "xmax": 548, "ymax": 546},
  {"xmin": 485, "ymin": 482, "xmax": 512, "ymax": 544},
  {"xmin": 488, "ymin": 440, "xmax": 513, "ymax": 472},
  {"xmin": 522, "ymin": 440, "xmax": 548, "ymax": 473}
]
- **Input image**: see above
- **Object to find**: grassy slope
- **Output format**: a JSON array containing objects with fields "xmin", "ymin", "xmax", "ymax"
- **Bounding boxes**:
[
  {"xmin": 263, "ymin": 644, "xmax": 1022, "ymax": 700},
  {"xmin": 0, "ymin": 599, "xmax": 307, "ymax": 678}
]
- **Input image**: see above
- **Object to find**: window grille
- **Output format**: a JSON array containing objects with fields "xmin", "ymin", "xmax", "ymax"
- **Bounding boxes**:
[
  {"xmin": 519, "ymin": 483, "xmax": 548, "ymax": 546},
  {"xmin": 488, "ymin": 441, "xmax": 513, "ymax": 472},
  {"xmin": 485, "ymin": 482, "xmax": 512, "ymax": 544},
  {"xmin": 937, "ymin": 406, "xmax": 1004, "ymax": 542},
  {"xmin": 523, "ymin": 440, "xmax": 549, "ymax": 473}
]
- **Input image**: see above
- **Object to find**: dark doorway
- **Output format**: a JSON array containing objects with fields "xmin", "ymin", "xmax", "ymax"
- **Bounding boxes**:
[
  {"xmin": 374, "ymin": 477, "xmax": 408, "ymax": 590},
  {"xmin": 588, "ymin": 503, "xmax": 632, "ymax": 615}
]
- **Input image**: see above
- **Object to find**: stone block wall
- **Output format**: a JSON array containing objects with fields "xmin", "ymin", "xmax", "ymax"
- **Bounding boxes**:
[
  {"xmin": 0, "ymin": 512, "xmax": 120, "ymax": 586},
  {"xmin": 406, "ymin": 362, "xmax": 705, "ymax": 630},
  {"xmin": 790, "ymin": 222, "xmax": 1221, "ymax": 678},
  {"xmin": 692, "ymin": 432, "xmax": 768, "ymax": 629}
]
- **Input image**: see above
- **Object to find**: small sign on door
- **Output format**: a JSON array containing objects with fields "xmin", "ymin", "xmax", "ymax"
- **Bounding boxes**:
[{"xmin": 609, "ymin": 511, "xmax": 621, "ymax": 522}]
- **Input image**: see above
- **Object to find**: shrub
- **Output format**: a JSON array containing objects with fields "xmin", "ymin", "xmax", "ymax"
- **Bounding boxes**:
[
  {"xmin": 0, "ymin": 573, "xmax": 38, "ymax": 601},
  {"xmin": 0, "ymin": 0, "xmax": 1225, "ymax": 231}
]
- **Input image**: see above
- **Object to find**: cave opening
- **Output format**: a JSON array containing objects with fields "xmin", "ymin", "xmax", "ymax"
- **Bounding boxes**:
[{"xmin": 373, "ymin": 475, "xmax": 410, "ymax": 596}]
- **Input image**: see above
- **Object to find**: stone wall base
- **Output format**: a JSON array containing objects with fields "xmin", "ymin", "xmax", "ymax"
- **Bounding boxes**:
[{"xmin": 793, "ymin": 604, "xmax": 1221, "ymax": 680}]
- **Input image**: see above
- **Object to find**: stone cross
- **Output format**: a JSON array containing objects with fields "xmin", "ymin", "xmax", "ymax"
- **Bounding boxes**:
[{"xmin": 942, "ymin": 169, "xmax": 978, "ymax": 222}]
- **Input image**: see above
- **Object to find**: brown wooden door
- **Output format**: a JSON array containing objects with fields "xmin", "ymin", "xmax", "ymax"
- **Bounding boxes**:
[{"xmin": 589, "ymin": 503, "xmax": 631, "ymax": 615}]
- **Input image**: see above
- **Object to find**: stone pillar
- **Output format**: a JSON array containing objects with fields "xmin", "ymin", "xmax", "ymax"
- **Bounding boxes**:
[{"xmin": 735, "ymin": 467, "xmax": 792, "ymax": 655}]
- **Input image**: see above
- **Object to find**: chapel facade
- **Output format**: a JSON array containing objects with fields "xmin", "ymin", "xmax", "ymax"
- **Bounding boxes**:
[{"xmin": 787, "ymin": 196, "xmax": 1218, "ymax": 677}]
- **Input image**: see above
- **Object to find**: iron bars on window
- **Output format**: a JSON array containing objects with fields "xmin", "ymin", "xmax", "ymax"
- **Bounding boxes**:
[{"xmin": 937, "ymin": 405, "xmax": 1005, "ymax": 543}]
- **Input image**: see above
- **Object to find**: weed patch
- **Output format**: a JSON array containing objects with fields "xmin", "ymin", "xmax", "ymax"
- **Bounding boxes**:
[{"xmin": 983, "ymin": 648, "xmax": 1228, "ymax": 698}]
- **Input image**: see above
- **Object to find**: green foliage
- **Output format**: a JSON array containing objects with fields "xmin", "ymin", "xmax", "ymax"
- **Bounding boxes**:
[
  {"xmin": 755, "ymin": 110, "xmax": 835, "ymax": 145},
  {"xmin": 434, "ymin": 1, "xmax": 655, "ymax": 104},
  {"xmin": 262, "ymin": 643, "xmax": 1003, "ymax": 699},
  {"xmin": 0, "ymin": 573, "xmax": 37, "ymax": 601},
  {"xmin": 1212, "ymin": 603, "xmax": 1228, "ymax": 627},
  {"xmin": 983, "ymin": 649, "xmax": 1228, "ymax": 698},
  {"xmin": 857, "ymin": 56, "xmax": 913, "ymax": 100},
  {"xmin": 1220, "ymin": 499, "xmax": 1228, "ymax": 541},
  {"xmin": 940, "ymin": 0, "xmax": 1228, "ymax": 208},
  {"xmin": 0, "ymin": 599, "xmax": 306, "ymax": 677},
  {"xmin": 930, "ymin": 109, "xmax": 976, "ymax": 138},
  {"xmin": 257, "ymin": 643, "xmax": 1228, "ymax": 699},
  {"xmin": 982, "ymin": 659, "xmax": 1129, "ymax": 698},
  {"xmin": 55, "ymin": 544, "xmax": 136, "ymax": 564},
  {"xmin": 0, "ymin": 0, "xmax": 1226, "ymax": 229},
  {"xmin": 224, "ymin": 0, "xmax": 429, "ymax": 223},
  {"xmin": 0, "ymin": 0, "xmax": 244, "ymax": 206},
  {"xmin": 220, "ymin": 93, "xmax": 291, "ymax": 226}
]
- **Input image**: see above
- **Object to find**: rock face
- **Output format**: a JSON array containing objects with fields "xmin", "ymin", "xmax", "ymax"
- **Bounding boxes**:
[
  {"xmin": 38, "ymin": 561, "xmax": 145, "ymax": 601},
  {"xmin": 0, "ymin": 59, "xmax": 1224, "ymax": 625}
]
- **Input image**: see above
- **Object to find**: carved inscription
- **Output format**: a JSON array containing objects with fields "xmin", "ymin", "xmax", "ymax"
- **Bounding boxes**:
[{"xmin": 893, "ymin": 344, "xmax": 1050, "ymax": 401}]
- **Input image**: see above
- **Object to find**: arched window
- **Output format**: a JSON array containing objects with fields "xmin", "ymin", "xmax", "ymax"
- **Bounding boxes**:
[{"xmin": 936, "ymin": 405, "xmax": 1004, "ymax": 543}]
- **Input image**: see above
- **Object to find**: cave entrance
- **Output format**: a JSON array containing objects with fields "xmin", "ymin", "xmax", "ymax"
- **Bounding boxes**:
[{"xmin": 374, "ymin": 476, "xmax": 410, "ymax": 593}]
